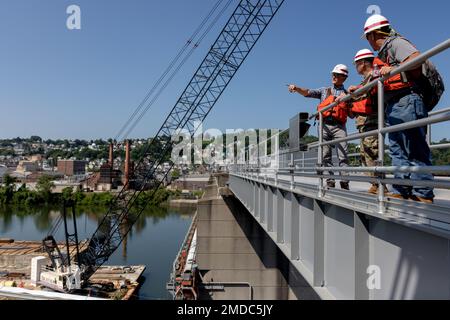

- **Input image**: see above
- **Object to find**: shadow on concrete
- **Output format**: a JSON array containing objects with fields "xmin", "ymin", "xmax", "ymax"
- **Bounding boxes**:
[{"xmin": 222, "ymin": 195, "xmax": 320, "ymax": 300}]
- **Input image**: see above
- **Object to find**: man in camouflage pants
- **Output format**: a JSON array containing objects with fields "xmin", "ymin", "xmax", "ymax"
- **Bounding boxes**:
[{"xmin": 349, "ymin": 49, "xmax": 386, "ymax": 194}]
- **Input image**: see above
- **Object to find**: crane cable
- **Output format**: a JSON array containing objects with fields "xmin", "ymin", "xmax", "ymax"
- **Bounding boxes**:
[
  {"xmin": 47, "ymin": 214, "xmax": 63, "ymax": 238},
  {"xmin": 121, "ymin": 0, "xmax": 234, "ymax": 140},
  {"xmin": 114, "ymin": 0, "xmax": 231, "ymax": 142}
]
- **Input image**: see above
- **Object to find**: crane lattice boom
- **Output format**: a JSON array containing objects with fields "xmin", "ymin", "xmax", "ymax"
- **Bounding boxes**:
[{"xmin": 71, "ymin": 0, "xmax": 285, "ymax": 284}]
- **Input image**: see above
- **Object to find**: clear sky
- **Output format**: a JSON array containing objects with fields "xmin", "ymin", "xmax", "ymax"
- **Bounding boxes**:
[{"xmin": 1, "ymin": 0, "xmax": 449, "ymax": 141}]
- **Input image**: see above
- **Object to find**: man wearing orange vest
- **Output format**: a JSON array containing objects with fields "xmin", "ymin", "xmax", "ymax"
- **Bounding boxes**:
[
  {"xmin": 363, "ymin": 14, "xmax": 434, "ymax": 203},
  {"xmin": 288, "ymin": 65, "xmax": 350, "ymax": 190},
  {"xmin": 348, "ymin": 49, "xmax": 387, "ymax": 195}
]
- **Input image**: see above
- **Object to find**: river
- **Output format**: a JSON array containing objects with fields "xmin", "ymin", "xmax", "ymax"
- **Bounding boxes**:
[{"xmin": 0, "ymin": 205, "xmax": 195, "ymax": 300}]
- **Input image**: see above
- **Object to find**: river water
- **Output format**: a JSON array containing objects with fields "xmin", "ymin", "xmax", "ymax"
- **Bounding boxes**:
[{"xmin": 0, "ymin": 205, "xmax": 194, "ymax": 300}]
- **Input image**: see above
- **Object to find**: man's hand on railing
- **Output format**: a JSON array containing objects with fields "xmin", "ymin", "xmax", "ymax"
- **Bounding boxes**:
[
  {"xmin": 348, "ymin": 85, "xmax": 360, "ymax": 93},
  {"xmin": 380, "ymin": 66, "xmax": 394, "ymax": 76},
  {"xmin": 335, "ymin": 92, "xmax": 347, "ymax": 103}
]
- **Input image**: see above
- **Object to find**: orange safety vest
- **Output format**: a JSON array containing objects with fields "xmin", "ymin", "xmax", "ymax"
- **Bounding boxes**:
[
  {"xmin": 352, "ymin": 96, "xmax": 374, "ymax": 115},
  {"xmin": 316, "ymin": 88, "xmax": 348, "ymax": 124},
  {"xmin": 373, "ymin": 57, "xmax": 413, "ymax": 91},
  {"xmin": 351, "ymin": 84, "xmax": 375, "ymax": 115}
]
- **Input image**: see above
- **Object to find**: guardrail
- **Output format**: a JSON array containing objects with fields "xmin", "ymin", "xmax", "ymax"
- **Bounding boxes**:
[{"xmin": 230, "ymin": 38, "xmax": 450, "ymax": 214}]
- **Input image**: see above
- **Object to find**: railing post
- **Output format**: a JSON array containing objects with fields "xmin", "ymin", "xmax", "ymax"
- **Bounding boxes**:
[
  {"xmin": 290, "ymin": 153, "xmax": 294, "ymax": 190},
  {"xmin": 427, "ymin": 124, "xmax": 432, "ymax": 146},
  {"xmin": 302, "ymin": 152, "xmax": 305, "ymax": 170},
  {"xmin": 318, "ymin": 112, "xmax": 324, "ymax": 197},
  {"xmin": 377, "ymin": 80, "xmax": 386, "ymax": 214}
]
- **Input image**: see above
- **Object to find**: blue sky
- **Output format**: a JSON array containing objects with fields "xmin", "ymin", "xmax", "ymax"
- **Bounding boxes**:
[{"xmin": 1, "ymin": 0, "xmax": 449, "ymax": 141}]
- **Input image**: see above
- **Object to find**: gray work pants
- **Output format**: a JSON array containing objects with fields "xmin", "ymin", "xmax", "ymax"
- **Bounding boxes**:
[{"xmin": 320, "ymin": 123, "xmax": 349, "ymax": 184}]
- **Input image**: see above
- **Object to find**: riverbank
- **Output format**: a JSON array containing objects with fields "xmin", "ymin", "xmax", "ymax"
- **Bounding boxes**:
[{"xmin": 0, "ymin": 187, "xmax": 176, "ymax": 212}]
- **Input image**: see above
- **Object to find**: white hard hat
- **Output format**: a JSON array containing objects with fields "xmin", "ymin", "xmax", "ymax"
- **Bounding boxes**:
[
  {"xmin": 331, "ymin": 64, "xmax": 349, "ymax": 76},
  {"xmin": 364, "ymin": 14, "xmax": 390, "ymax": 35},
  {"xmin": 354, "ymin": 49, "xmax": 375, "ymax": 62}
]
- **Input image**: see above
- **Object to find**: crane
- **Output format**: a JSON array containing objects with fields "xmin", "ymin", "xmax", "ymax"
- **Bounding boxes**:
[{"xmin": 41, "ymin": 0, "xmax": 285, "ymax": 293}]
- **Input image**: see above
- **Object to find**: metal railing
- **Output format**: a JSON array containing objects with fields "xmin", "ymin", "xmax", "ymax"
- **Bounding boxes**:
[{"xmin": 229, "ymin": 38, "xmax": 450, "ymax": 214}]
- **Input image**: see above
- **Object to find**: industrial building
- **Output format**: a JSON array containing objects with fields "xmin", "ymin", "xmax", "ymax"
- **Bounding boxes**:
[{"xmin": 57, "ymin": 160, "xmax": 87, "ymax": 176}]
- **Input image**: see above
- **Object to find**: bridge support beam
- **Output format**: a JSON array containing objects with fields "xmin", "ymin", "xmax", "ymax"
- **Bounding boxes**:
[
  {"xmin": 268, "ymin": 187, "xmax": 275, "ymax": 232},
  {"xmin": 276, "ymin": 189, "xmax": 284, "ymax": 244},
  {"xmin": 354, "ymin": 212, "xmax": 370, "ymax": 300},
  {"xmin": 290, "ymin": 195, "xmax": 300, "ymax": 261},
  {"xmin": 313, "ymin": 200, "xmax": 325, "ymax": 287}
]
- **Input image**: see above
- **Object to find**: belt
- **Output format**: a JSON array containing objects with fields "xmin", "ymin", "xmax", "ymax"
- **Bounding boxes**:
[
  {"xmin": 323, "ymin": 117, "xmax": 344, "ymax": 126},
  {"xmin": 385, "ymin": 87, "xmax": 421, "ymax": 103}
]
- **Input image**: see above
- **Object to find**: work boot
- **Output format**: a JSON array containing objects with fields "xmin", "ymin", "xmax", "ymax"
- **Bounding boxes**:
[
  {"xmin": 367, "ymin": 184, "xmax": 378, "ymax": 195},
  {"xmin": 326, "ymin": 181, "xmax": 335, "ymax": 189},
  {"xmin": 340, "ymin": 182, "xmax": 349, "ymax": 190},
  {"xmin": 387, "ymin": 193, "xmax": 409, "ymax": 200},
  {"xmin": 410, "ymin": 195, "xmax": 434, "ymax": 204},
  {"xmin": 368, "ymin": 184, "xmax": 388, "ymax": 195}
]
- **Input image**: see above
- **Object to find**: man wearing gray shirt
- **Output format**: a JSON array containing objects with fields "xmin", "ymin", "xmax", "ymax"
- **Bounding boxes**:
[
  {"xmin": 288, "ymin": 64, "xmax": 350, "ymax": 190},
  {"xmin": 363, "ymin": 14, "xmax": 434, "ymax": 203}
]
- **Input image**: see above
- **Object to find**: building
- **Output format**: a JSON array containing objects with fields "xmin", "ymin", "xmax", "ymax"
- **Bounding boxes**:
[
  {"xmin": 57, "ymin": 160, "xmax": 87, "ymax": 176},
  {"xmin": 16, "ymin": 161, "xmax": 39, "ymax": 173},
  {"xmin": 0, "ymin": 165, "xmax": 7, "ymax": 182},
  {"xmin": 171, "ymin": 174, "xmax": 210, "ymax": 191}
]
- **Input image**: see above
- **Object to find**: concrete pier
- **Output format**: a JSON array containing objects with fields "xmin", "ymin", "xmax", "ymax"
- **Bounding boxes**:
[{"xmin": 196, "ymin": 174, "xmax": 319, "ymax": 300}]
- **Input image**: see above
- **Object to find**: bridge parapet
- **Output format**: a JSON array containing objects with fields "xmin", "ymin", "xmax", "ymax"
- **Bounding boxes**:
[{"xmin": 229, "ymin": 173, "xmax": 450, "ymax": 299}]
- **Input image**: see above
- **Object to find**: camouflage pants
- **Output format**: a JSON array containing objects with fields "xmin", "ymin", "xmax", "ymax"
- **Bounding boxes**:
[{"xmin": 356, "ymin": 115, "xmax": 379, "ymax": 181}]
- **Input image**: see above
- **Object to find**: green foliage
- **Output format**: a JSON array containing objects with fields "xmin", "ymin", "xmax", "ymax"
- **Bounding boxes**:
[
  {"xmin": 73, "ymin": 190, "xmax": 86, "ymax": 203},
  {"xmin": 134, "ymin": 188, "xmax": 172, "ymax": 208},
  {"xmin": 0, "ymin": 174, "xmax": 16, "ymax": 204},
  {"xmin": 432, "ymin": 139, "xmax": 450, "ymax": 166},
  {"xmin": 36, "ymin": 175, "xmax": 55, "ymax": 204},
  {"xmin": 192, "ymin": 190, "xmax": 204, "ymax": 199},
  {"xmin": 30, "ymin": 136, "xmax": 42, "ymax": 143},
  {"xmin": 131, "ymin": 138, "xmax": 171, "ymax": 163},
  {"xmin": 301, "ymin": 135, "xmax": 319, "ymax": 145},
  {"xmin": 76, "ymin": 192, "xmax": 115, "ymax": 207},
  {"xmin": 62, "ymin": 187, "xmax": 73, "ymax": 201},
  {"xmin": 0, "ymin": 149, "xmax": 15, "ymax": 156},
  {"xmin": 171, "ymin": 168, "xmax": 181, "ymax": 179}
]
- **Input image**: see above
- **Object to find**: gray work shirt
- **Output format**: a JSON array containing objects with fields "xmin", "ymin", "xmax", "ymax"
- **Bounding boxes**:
[
  {"xmin": 379, "ymin": 36, "xmax": 419, "ymax": 66},
  {"xmin": 306, "ymin": 85, "xmax": 347, "ymax": 103},
  {"xmin": 378, "ymin": 36, "xmax": 420, "ymax": 100}
]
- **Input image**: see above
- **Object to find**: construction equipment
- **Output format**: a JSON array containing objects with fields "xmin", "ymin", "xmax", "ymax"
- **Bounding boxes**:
[
  {"xmin": 41, "ymin": 200, "xmax": 82, "ymax": 292},
  {"xmin": 42, "ymin": 0, "xmax": 285, "ymax": 292}
]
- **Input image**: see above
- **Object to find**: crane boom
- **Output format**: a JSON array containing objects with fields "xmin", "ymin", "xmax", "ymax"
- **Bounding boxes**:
[{"xmin": 69, "ymin": 0, "xmax": 285, "ymax": 286}]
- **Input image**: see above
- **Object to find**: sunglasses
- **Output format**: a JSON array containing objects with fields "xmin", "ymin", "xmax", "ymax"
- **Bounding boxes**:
[{"xmin": 332, "ymin": 73, "xmax": 346, "ymax": 78}]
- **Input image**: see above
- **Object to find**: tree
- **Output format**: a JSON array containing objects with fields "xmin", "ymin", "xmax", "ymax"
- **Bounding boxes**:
[
  {"xmin": 0, "ymin": 174, "xmax": 16, "ymax": 204},
  {"xmin": 62, "ymin": 187, "xmax": 74, "ymax": 201},
  {"xmin": 36, "ymin": 175, "xmax": 55, "ymax": 203},
  {"xmin": 30, "ymin": 136, "xmax": 42, "ymax": 143},
  {"xmin": 171, "ymin": 168, "xmax": 181, "ymax": 179}
]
